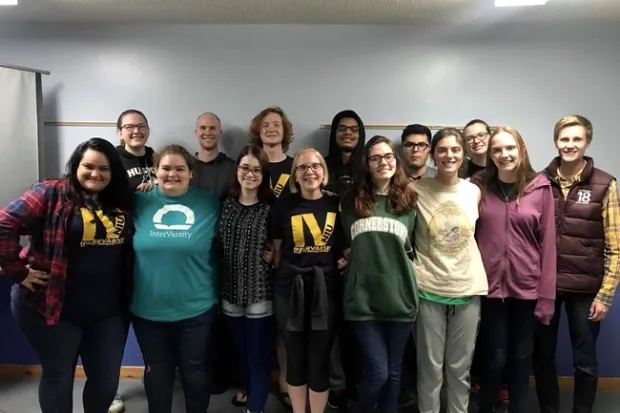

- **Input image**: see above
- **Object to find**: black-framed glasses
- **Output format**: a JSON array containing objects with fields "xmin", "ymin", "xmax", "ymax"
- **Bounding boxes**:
[
  {"xmin": 337, "ymin": 125, "xmax": 360, "ymax": 133},
  {"xmin": 295, "ymin": 163, "xmax": 323, "ymax": 173},
  {"xmin": 121, "ymin": 123, "xmax": 149, "ymax": 132},
  {"xmin": 238, "ymin": 165, "xmax": 263, "ymax": 176},
  {"xmin": 368, "ymin": 153, "xmax": 396, "ymax": 165},
  {"xmin": 403, "ymin": 142, "xmax": 430, "ymax": 151},
  {"xmin": 465, "ymin": 132, "xmax": 489, "ymax": 144}
]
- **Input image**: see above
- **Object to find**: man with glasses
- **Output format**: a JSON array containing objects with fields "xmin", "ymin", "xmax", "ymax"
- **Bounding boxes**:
[
  {"xmin": 324, "ymin": 110, "xmax": 366, "ymax": 196},
  {"xmin": 401, "ymin": 124, "xmax": 437, "ymax": 180},
  {"xmin": 395, "ymin": 124, "xmax": 435, "ymax": 410},
  {"xmin": 323, "ymin": 110, "xmax": 366, "ymax": 410},
  {"xmin": 463, "ymin": 119, "xmax": 491, "ymax": 178}
]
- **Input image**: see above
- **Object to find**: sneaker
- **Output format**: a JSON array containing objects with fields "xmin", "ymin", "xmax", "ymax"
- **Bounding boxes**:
[
  {"xmin": 327, "ymin": 390, "xmax": 348, "ymax": 410},
  {"xmin": 108, "ymin": 395, "xmax": 125, "ymax": 413}
]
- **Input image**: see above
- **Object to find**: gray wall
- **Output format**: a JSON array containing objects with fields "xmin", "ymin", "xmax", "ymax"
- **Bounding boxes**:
[
  {"xmin": 1, "ymin": 22, "xmax": 620, "ymax": 375},
  {"xmin": 0, "ymin": 23, "xmax": 619, "ymax": 177}
]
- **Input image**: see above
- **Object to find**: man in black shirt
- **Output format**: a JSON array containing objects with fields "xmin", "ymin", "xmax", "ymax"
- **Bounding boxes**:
[
  {"xmin": 323, "ymin": 110, "xmax": 366, "ymax": 410},
  {"xmin": 324, "ymin": 110, "xmax": 366, "ymax": 196},
  {"xmin": 463, "ymin": 119, "xmax": 491, "ymax": 178}
]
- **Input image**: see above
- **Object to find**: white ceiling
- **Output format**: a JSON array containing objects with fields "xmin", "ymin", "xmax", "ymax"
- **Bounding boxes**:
[{"xmin": 0, "ymin": 0, "xmax": 618, "ymax": 24}]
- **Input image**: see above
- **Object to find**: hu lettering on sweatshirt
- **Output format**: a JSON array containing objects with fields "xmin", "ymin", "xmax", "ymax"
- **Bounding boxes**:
[{"xmin": 127, "ymin": 166, "xmax": 156, "ymax": 179}]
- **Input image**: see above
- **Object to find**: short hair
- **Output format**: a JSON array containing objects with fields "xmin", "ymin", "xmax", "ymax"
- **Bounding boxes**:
[
  {"xmin": 463, "ymin": 119, "xmax": 491, "ymax": 135},
  {"xmin": 154, "ymin": 144, "xmax": 194, "ymax": 171},
  {"xmin": 289, "ymin": 147, "xmax": 329, "ymax": 193},
  {"xmin": 401, "ymin": 124, "xmax": 432, "ymax": 144},
  {"xmin": 248, "ymin": 106, "xmax": 295, "ymax": 152},
  {"xmin": 553, "ymin": 115, "xmax": 593, "ymax": 143},
  {"xmin": 196, "ymin": 112, "xmax": 221, "ymax": 125}
]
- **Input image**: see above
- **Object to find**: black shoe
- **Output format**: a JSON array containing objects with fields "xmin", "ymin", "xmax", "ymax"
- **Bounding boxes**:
[
  {"xmin": 327, "ymin": 390, "xmax": 349, "ymax": 410},
  {"xmin": 397, "ymin": 391, "xmax": 416, "ymax": 408}
]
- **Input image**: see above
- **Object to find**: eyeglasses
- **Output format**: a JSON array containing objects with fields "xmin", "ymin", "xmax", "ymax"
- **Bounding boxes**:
[
  {"xmin": 295, "ymin": 163, "xmax": 323, "ymax": 173},
  {"xmin": 238, "ymin": 165, "xmax": 263, "ymax": 176},
  {"xmin": 403, "ymin": 142, "xmax": 430, "ymax": 151},
  {"xmin": 465, "ymin": 132, "xmax": 489, "ymax": 144},
  {"xmin": 337, "ymin": 125, "xmax": 360, "ymax": 133},
  {"xmin": 121, "ymin": 123, "xmax": 149, "ymax": 132},
  {"xmin": 369, "ymin": 153, "xmax": 396, "ymax": 165}
]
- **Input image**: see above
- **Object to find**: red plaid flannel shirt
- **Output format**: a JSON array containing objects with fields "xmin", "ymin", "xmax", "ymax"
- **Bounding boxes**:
[{"xmin": 0, "ymin": 180, "xmax": 74, "ymax": 325}]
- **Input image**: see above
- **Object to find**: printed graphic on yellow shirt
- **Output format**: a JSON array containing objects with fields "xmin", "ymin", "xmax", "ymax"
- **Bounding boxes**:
[
  {"xmin": 80, "ymin": 208, "xmax": 126, "ymax": 247},
  {"xmin": 291, "ymin": 212, "xmax": 336, "ymax": 253},
  {"xmin": 271, "ymin": 174, "xmax": 290, "ymax": 198},
  {"xmin": 427, "ymin": 202, "xmax": 472, "ymax": 259}
]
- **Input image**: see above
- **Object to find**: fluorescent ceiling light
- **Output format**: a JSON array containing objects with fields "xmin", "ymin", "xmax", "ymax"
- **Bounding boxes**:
[
  {"xmin": 495, "ymin": 0, "xmax": 548, "ymax": 7},
  {"xmin": 0, "ymin": 0, "xmax": 18, "ymax": 5}
]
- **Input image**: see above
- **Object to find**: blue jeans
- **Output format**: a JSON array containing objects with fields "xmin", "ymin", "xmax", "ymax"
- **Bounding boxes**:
[
  {"xmin": 350, "ymin": 320, "xmax": 413, "ymax": 413},
  {"xmin": 132, "ymin": 306, "xmax": 217, "ymax": 413},
  {"xmin": 11, "ymin": 292, "xmax": 127, "ymax": 413},
  {"xmin": 224, "ymin": 308, "xmax": 275, "ymax": 413}
]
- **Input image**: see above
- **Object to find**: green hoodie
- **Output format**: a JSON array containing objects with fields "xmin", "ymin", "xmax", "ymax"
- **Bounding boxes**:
[{"xmin": 340, "ymin": 195, "xmax": 419, "ymax": 322}]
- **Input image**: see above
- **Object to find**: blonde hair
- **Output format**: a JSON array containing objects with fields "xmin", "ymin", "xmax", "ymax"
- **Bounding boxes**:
[
  {"xmin": 289, "ymin": 147, "xmax": 329, "ymax": 193},
  {"xmin": 553, "ymin": 115, "xmax": 593, "ymax": 143}
]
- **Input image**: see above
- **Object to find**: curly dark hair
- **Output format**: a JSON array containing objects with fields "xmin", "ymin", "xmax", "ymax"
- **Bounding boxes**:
[{"xmin": 248, "ymin": 106, "xmax": 294, "ymax": 152}]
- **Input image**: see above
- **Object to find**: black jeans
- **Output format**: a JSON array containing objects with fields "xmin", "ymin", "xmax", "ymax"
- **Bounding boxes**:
[
  {"xmin": 132, "ymin": 306, "xmax": 217, "ymax": 413},
  {"xmin": 533, "ymin": 292, "xmax": 601, "ymax": 413},
  {"xmin": 479, "ymin": 298, "xmax": 536, "ymax": 413},
  {"xmin": 11, "ymin": 294, "xmax": 127, "ymax": 413}
]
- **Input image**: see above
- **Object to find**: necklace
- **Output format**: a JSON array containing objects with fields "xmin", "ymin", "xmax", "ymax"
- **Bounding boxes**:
[{"xmin": 498, "ymin": 181, "xmax": 516, "ymax": 202}]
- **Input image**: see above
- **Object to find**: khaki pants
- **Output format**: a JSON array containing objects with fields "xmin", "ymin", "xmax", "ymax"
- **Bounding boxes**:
[{"xmin": 417, "ymin": 297, "xmax": 480, "ymax": 413}]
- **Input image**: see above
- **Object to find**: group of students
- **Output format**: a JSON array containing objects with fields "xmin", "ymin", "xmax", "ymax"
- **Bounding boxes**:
[{"xmin": 0, "ymin": 107, "xmax": 617, "ymax": 413}]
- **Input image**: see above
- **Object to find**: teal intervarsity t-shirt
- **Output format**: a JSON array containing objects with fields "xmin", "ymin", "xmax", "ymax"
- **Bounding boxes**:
[{"xmin": 131, "ymin": 187, "xmax": 220, "ymax": 322}]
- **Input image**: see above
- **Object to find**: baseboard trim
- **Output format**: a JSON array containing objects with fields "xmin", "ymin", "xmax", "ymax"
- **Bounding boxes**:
[
  {"xmin": 2, "ymin": 365, "xmax": 619, "ymax": 391},
  {"xmin": 527, "ymin": 376, "xmax": 620, "ymax": 391},
  {"xmin": 0, "ymin": 365, "xmax": 145, "ymax": 379}
]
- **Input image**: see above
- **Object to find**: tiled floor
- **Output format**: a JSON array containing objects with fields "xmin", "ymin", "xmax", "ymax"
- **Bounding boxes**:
[{"xmin": 0, "ymin": 378, "xmax": 619, "ymax": 412}]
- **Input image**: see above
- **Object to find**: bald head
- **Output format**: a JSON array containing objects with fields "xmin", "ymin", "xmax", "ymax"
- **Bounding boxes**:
[
  {"xmin": 195, "ymin": 112, "xmax": 222, "ymax": 151},
  {"xmin": 196, "ymin": 112, "xmax": 221, "ymax": 125}
]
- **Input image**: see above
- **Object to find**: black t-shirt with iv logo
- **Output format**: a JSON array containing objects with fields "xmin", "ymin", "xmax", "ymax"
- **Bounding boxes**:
[
  {"xmin": 271, "ymin": 193, "xmax": 343, "ymax": 295},
  {"xmin": 269, "ymin": 156, "xmax": 294, "ymax": 199},
  {"xmin": 62, "ymin": 207, "xmax": 130, "ymax": 322}
]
